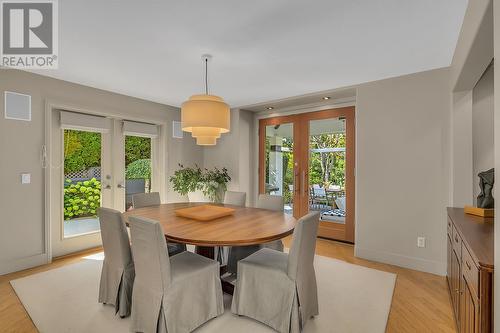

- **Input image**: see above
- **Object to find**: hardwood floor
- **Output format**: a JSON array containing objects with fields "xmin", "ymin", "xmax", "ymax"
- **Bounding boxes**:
[
  {"xmin": 294, "ymin": 238, "xmax": 457, "ymax": 333},
  {"xmin": 0, "ymin": 239, "xmax": 456, "ymax": 332}
]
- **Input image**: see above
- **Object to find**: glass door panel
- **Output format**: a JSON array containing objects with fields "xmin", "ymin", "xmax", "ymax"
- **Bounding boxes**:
[
  {"xmin": 124, "ymin": 136, "xmax": 152, "ymax": 211},
  {"xmin": 63, "ymin": 129, "xmax": 102, "ymax": 238},
  {"xmin": 263, "ymin": 123, "xmax": 294, "ymax": 214},
  {"xmin": 259, "ymin": 106, "xmax": 355, "ymax": 242},
  {"xmin": 309, "ymin": 118, "xmax": 346, "ymax": 224},
  {"xmin": 304, "ymin": 110, "xmax": 355, "ymax": 243}
]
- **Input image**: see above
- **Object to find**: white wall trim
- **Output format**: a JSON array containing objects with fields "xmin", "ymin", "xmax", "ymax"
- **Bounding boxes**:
[
  {"xmin": 0, "ymin": 253, "xmax": 48, "ymax": 276},
  {"xmin": 44, "ymin": 100, "xmax": 53, "ymax": 264},
  {"xmin": 44, "ymin": 97, "xmax": 169, "ymax": 258},
  {"xmin": 251, "ymin": 98, "xmax": 357, "ymax": 206},
  {"xmin": 354, "ymin": 246, "xmax": 446, "ymax": 276},
  {"xmin": 255, "ymin": 96, "xmax": 356, "ymax": 119}
]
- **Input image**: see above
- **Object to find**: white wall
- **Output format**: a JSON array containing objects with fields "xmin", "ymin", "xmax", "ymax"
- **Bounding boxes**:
[
  {"xmin": 452, "ymin": 91, "xmax": 474, "ymax": 206},
  {"xmin": 240, "ymin": 68, "xmax": 452, "ymax": 275},
  {"xmin": 451, "ymin": 0, "xmax": 497, "ymax": 328},
  {"xmin": 472, "ymin": 64, "xmax": 494, "ymax": 200},
  {"xmin": 237, "ymin": 110, "xmax": 256, "ymax": 205},
  {"xmin": 354, "ymin": 68, "xmax": 451, "ymax": 275},
  {"xmin": 203, "ymin": 109, "xmax": 255, "ymax": 206},
  {"xmin": 0, "ymin": 69, "xmax": 202, "ymax": 273},
  {"xmin": 203, "ymin": 109, "xmax": 240, "ymax": 190},
  {"xmin": 450, "ymin": 0, "xmax": 493, "ymax": 209}
]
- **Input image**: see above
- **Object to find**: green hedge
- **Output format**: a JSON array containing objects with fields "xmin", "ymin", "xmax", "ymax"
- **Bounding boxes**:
[
  {"xmin": 126, "ymin": 158, "xmax": 151, "ymax": 180},
  {"xmin": 64, "ymin": 178, "xmax": 101, "ymax": 220}
]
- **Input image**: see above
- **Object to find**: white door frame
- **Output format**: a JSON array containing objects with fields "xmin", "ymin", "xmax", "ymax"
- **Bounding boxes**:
[
  {"xmin": 44, "ymin": 99, "xmax": 167, "ymax": 261},
  {"xmin": 113, "ymin": 120, "xmax": 162, "ymax": 212}
]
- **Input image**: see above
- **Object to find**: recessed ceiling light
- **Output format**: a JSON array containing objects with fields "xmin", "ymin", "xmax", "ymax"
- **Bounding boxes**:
[
  {"xmin": 323, "ymin": 96, "xmax": 331, "ymax": 100},
  {"xmin": 267, "ymin": 107, "xmax": 274, "ymax": 110}
]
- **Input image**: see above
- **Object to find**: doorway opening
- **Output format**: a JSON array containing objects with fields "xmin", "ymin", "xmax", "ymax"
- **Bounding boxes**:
[
  {"xmin": 124, "ymin": 135, "xmax": 152, "ymax": 211},
  {"xmin": 259, "ymin": 106, "xmax": 355, "ymax": 243},
  {"xmin": 63, "ymin": 129, "xmax": 102, "ymax": 238}
]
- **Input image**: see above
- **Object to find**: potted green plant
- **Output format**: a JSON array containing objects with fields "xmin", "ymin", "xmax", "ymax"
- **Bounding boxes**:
[{"xmin": 169, "ymin": 164, "xmax": 231, "ymax": 203}]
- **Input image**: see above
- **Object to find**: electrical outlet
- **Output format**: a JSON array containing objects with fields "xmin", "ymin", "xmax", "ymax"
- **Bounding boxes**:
[{"xmin": 417, "ymin": 237, "xmax": 426, "ymax": 248}]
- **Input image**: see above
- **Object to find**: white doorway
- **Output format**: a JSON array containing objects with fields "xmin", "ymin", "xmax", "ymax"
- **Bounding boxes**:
[{"xmin": 47, "ymin": 108, "xmax": 162, "ymax": 257}]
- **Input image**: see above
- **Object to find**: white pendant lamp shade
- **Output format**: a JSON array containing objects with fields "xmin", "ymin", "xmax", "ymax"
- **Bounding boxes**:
[
  {"xmin": 195, "ymin": 136, "xmax": 217, "ymax": 145},
  {"xmin": 181, "ymin": 56, "xmax": 230, "ymax": 146}
]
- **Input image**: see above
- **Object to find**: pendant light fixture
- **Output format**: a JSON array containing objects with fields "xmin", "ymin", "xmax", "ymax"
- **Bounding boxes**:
[{"xmin": 181, "ymin": 54, "xmax": 230, "ymax": 146}]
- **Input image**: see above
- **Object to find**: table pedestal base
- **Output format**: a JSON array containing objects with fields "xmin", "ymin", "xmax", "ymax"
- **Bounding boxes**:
[
  {"xmin": 195, "ymin": 246, "xmax": 234, "ymax": 295},
  {"xmin": 195, "ymin": 246, "xmax": 215, "ymax": 258}
]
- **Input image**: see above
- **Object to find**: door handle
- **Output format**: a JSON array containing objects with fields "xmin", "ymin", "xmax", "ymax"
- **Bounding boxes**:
[
  {"xmin": 302, "ymin": 171, "xmax": 308, "ymax": 197},
  {"xmin": 117, "ymin": 183, "xmax": 126, "ymax": 189},
  {"xmin": 294, "ymin": 170, "xmax": 300, "ymax": 194}
]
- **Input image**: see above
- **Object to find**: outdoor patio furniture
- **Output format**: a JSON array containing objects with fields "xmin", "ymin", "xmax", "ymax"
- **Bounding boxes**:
[
  {"xmin": 265, "ymin": 183, "xmax": 280, "ymax": 194},
  {"xmin": 311, "ymin": 186, "xmax": 329, "ymax": 209}
]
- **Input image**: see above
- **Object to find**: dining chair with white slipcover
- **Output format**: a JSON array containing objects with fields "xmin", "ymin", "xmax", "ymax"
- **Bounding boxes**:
[
  {"xmin": 223, "ymin": 191, "xmax": 247, "ymax": 206},
  {"xmin": 129, "ymin": 216, "xmax": 224, "ymax": 333},
  {"xmin": 217, "ymin": 191, "xmax": 247, "ymax": 264},
  {"xmin": 231, "ymin": 211, "xmax": 320, "ymax": 333},
  {"xmin": 97, "ymin": 207, "xmax": 135, "ymax": 318},
  {"xmin": 132, "ymin": 192, "xmax": 186, "ymax": 256},
  {"xmin": 227, "ymin": 194, "xmax": 284, "ymax": 275},
  {"xmin": 132, "ymin": 192, "xmax": 161, "ymax": 209},
  {"xmin": 257, "ymin": 194, "xmax": 285, "ymax": 251}
]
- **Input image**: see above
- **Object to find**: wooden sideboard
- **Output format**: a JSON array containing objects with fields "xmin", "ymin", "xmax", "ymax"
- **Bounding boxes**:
[{"xmin": 447, "ymin": 208, "xmax": 494, "ymax": 332}]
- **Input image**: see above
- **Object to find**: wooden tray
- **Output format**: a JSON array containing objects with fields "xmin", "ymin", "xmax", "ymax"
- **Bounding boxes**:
[
  {"xmin": 174, "ymin": 205, "xmax": 235, "ymax": 221},
  {"xmin": 464, "ymin": 206, "xmax": 494, "ymax": 218}
]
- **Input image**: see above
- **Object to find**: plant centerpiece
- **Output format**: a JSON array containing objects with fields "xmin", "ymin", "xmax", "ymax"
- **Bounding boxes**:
[{"xmin": 170, "ymin": 164, "xmax": 231, "ymax": 203}]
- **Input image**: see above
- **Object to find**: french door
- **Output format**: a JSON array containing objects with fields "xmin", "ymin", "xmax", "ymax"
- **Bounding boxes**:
[
  {"xmin": 259, "ymin": 107, "xmax": 355, "ymax": 243},
  {"xmin": 50, "ymin": 111, "xmax": 160, "ymax": 257}
]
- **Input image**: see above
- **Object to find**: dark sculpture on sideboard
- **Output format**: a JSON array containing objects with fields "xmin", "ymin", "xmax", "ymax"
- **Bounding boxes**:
[{"xmin": 477, "ymin": 168, "xmax": 494, "ymax": 209}]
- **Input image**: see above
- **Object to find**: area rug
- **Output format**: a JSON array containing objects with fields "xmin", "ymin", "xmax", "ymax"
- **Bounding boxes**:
[{"xmin": 11, "ymin": 253, "xmax": 396, "ymax": 333}]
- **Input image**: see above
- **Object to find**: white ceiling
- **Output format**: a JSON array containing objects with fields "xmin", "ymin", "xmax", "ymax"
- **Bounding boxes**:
[{"xmin": 34, "ymin": 0, "xmax": 467, "ymax": 108}]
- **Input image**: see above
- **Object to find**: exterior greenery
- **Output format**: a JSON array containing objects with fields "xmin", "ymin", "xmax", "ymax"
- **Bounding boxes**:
[
  {"xmin": 125, "ymin": 158, "xmax": 151, "ymax": 180},
  {"xmin": 63, "ymin": 178, "xmax": 101, "ymax": 220},
  {"xmin": 125, "ymin": 136, "xmax": 151, "ymax": 166},
  {"xmin": 64, "ymin": 131, "xmax": 151, "ymax": 174},
  {"xmin": 63, "ymin": 131, "xmax": 152, "ymax": 220},
  {"xmin": 309, "ymin": 133, "xmax": 346, "ymax": 187},
  {"xmin": 266, "ymin": 132, "xmax": 346, "ymax": 205},
  {"xmin": 169, "ymin": 164, "xmax": 231, "ymax": 202},
  {"xmin": 64, "ymin": 130, "xmax": 101, "ymax": 174}
]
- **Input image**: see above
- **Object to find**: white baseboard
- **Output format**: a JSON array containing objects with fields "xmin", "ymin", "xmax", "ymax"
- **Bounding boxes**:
[
  {"xmin": 0, "ymin": 253, "xmax": 49, "ymax": 276},
  {"xmin": 354, "ymin": 246, "xmax": 446, "ymax": 276}
]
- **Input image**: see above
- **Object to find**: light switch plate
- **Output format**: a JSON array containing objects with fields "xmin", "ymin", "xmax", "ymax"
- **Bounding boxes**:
[{"xmin": 21, "ymin": 173, "xmax": 31, "ymax": 184}]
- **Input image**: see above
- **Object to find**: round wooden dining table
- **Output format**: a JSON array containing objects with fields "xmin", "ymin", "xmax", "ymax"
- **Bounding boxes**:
[
  {"xmin": 122, "ymin": 202, "xmax": 297, "ymax": 254},
  {"xmin": 123, "ymin": 202, "xmax": 297, "ymax": 294}
]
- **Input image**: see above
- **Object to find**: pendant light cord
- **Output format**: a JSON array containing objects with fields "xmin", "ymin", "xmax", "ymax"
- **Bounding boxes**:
[{"xmin": 205, "ymin": 58, "xmax": 209, "ymax": 95}]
